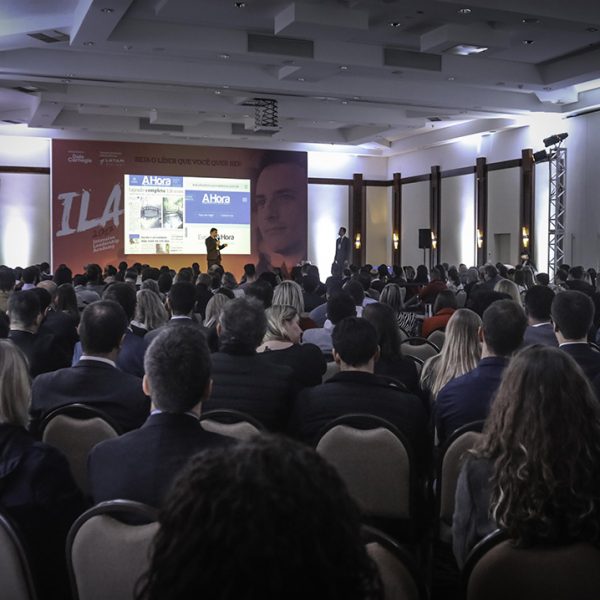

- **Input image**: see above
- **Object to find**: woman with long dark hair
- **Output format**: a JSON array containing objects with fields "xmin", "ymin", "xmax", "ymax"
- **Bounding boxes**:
[{"xmin": 453, "ymin": 345, "xmax": 600, "ymax": 566}]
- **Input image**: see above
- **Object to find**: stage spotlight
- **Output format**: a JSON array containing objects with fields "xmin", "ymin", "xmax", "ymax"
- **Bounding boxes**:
[
  {"xmin": 543, "ymin": 132, "xmax": 568, "ymax": 147},
  {"xmin": 533, "ymin": 149, "xmax": 549, "ymax": 162}
]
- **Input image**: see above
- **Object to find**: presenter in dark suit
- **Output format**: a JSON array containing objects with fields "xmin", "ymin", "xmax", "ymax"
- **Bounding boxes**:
[
  {"xmin": 333, "ymin": 227, "xmax": 350, "ymax": 270},
  {"xmin": 205, "ymin": 227, "xmax": 227, "ymax": 269}
]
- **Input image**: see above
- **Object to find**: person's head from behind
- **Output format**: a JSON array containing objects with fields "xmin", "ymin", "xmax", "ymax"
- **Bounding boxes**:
[
  {"xmin": 523, "ymin": 285, "xmax": 555, "ymax": 323},
  {"xmin": 475, "ymin": 346, "xmax": 600, "ymax": 546},
  {"xmin": 203, "ymin": 293, "xmax": 230, "ymax": 328},
  {"xmin": 302, "ymin": 274, "xmax": 320, "ymax": 295},
  {"xmin": 326, "ymin": 291, "xmax": 356, "ymax": 325},
  {"xmin": 493, "ymin": 278, "xmax": 522, "ymax": 305},
  {"xmin": 535, "ymin": 272, "xmax": 550, "ymax": 286},
  {"xmin": 331, "ymin": 317, "xmax": 379, "ymax": 370},
  {"xmin": 343, "ymin": 279, "xmax": 365, "ymax": 307},
  {"xmin": 0, "ymin": 311, "xmax": 9, "ymax": 338},
  {"xmin": 0, "ymin": 340, "xmax": 30, "ymax": 427},
  {"xmin": 218, "ymin": 297, "xmax": 266, "ymax": 353},
  {"xmin": 273, "ymin": 280, "xmax": 305, "ymax": 314},
  {"xmin": 433, "ymin": 289, "xmax": 457, "ymax": 313},
  {"xmin": 569, "ymin": 266, "xmax": 585, "ymax": 281},
  {"xmin": 245, "ymin": 279, "xmax": 273, "ymax": 309},
  {"xmin": 243, "ymin": 263, "xmax": 257, "ymax": 282},
  {"xmin": 166, "ymin": 282, "xmax": 196, "ymax": 317},
  {"xmin": 103, "ymin": 282, "xmax": 137, "ymax": 322},
  {"xmin": 85, "ymin": 263, "xmax": 102, "ymax": 284},
  {"xmin": 482, "ymin": 264, "xmax": 498, "ymax": 282},
  {"xmin": 22, "ymin": 265, "xmax": 40, "ymax": 285},
  {"xmin": 0, "ymin": 266, "xmax": 16, "ymax": 292},
  {"xmin": 135, "ymin": 290, "xmax": 168, "ymax": 331},
  {"xmin": 379, "ymin": 283, "xmax": 405, "ymax": 313},
  {"xmin": 264, "ymin": 305, "xmax": 302, "ymax": 344},
  {"xmin": 551, "ymin": 290, "xmax": 593, "ymax": 342},
  {"xmin": 7, "ymin": 291, "xmax": 41, "ymax": 331},
  {"xmin": 362, "ymin": 303, "xmax": 400, "ymax": 359},
  {"xmin": 138, "ymin": 435, "xmax": 381, "ymax": 600},
  {"xmin": 481, "ymin": 299, "xmax": 527, "ymax": 357},
  {"xmin": 144, "ymin": 325, "xmax": 211, "ymax": 414},
  {"xmin": 79, "ymin": 300, "xmax": 128, "ymax": 357}
]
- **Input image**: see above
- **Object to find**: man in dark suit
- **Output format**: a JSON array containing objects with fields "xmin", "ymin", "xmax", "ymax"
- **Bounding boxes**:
[
  {"xmin": 205, "ymin": 227, "xmax": 227, "ymax": 269},
  {"xmin": 202, "ymin": 296, "xmax": 295, "ymax": 431},
  {"xmin": 30, "ymin": 300, "xmax": 149, "ymax": 437},
  {"xmin": 435, "ymin": 300, "xmax": 527, "ymax": 444},
  {"xmin": 144, "ymin": 281, "xmax": 203, "ymax": 348},
  {"xmin": 333, "ymin": 227, "xmax": 350, "ymax": 270},
  {"xmin": 522, "ymin": 285, "xmax": 558, "ymax": 347},
  {"xmin": 88, "ymin": 324, "xmax": 230, "ymax": 508},
  {"xmin": 290, "ymin": 317, "xmax": 429, "ymax": 472},
  {"xmin": 565, "ymin": 266, "xmax": 594, "ymax": 296},
  {"xmin": 8, "ymin": 290, "xmax": 70, "ymax": 377},
  {"xmin": 552, "ymin": 290, "xmax": 600, "ymax": 381}
]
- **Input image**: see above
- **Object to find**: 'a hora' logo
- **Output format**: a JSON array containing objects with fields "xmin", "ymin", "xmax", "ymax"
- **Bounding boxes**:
[
  {"xmin": 202, "ymin": 193, "xmax": 231, "ymax": 204},
  {"xmin": 142, "ymin": 175, "xmax": 171, "ymax": 186}
]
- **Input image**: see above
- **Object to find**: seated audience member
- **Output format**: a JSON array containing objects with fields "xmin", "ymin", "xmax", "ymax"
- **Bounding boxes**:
[
  {"xmin": 30, "ymin": 300, "xmax": 149, "ymax": 436},
  {"xmin": 21, "ymin": 265, "xmax": 40, "ymax": 290},
  {"xmin": 221, "ymin": 272, "xmax": 244, "ymax": 298},
  {"xmin": 493, "ymin": 278, "xmax": 523, "ymax": 306},
  {"xmin": 478, "ymin": 264, "xmax": 503, "ymax": 291},
  {"xmin": 420, "ymin": 309, "xmax": 481, "ymax": 402},
  {"xmin": 203, "ymin": 292, "xmax": 230, "ymax": 352},
  {"xmin": 552, "ymin": 290, "xmax": 600, "ymax": 380},
  {"xmin": 0, "ymin": 310, "xmax": 8, "ymax": 337},
  {"xmin": 380, "ymin": 282, "xmax": 418, "ymax": 336},
  {"xmin": 302, "ymin": 291, "xmax": 356, "ymax": 356},
  {"xmin": 435, "ymin": 300, "xmax": 527, "ymax": 444},
  {"xmin": 290, "ymin": 317, "xmax": 428, "ymax": 470},
  {"xmin": 239, "ymin": 263, "xmax": 258, "ymax": 289},
  {"xmin": 421, "ymin": 289, "xmax": 457, "ymax": 338},
  {"xmin": 535, "ymin": 272, "xmax": 550, "ymax": 287},
  {"xmin": 343, "ymin": 279, "xmax": 370, "ymax": 316},
  {"xmin": 8, "ymin": 290, "xmax": 69, "ymax": 376},
  {"xmin": 245, "ymin": 279, "xmax": 274, "ymax": 308},
  {"xmin": 143, "ymin": 282, "xmax": 201, "ymax": 347},
  {"xmin": 130, "ymin": 289, "xmax": 169, "ymax": 336},
  {"xmin": 566, "ymin": 265, "xmax": 595, "ymax": 296},
  {"xmin": 257, "ymin": 305, "xmax": 326, "ymax": 388},
  {"xmin": 467, "ymin": 289, "xmax": 511, "ymax": 317},
  {"xmin": 302, "ymin": 274, "xmax": 325, "ymax": 313},
  {"xmin": 453, "ymin": 346, "xmax": 600, "ymax": 567},
  {"xmin": 85, "ymin": 263, "xmax": 105, "ymax": 296},
  {"xmin": 416, "ymin": 266, "xmax": 447, "ymax": 305},
  {"xmin": 362, "ymin": 303, "xmax": 419, "ymax": 394},
  {"xmin": 202, "ymin": 297, "xmax": 295, "ymax": 431},
  {"xmin": 0, "ymin": 265, "xmax": 16, "ymax": 312},
  {"xmin": 136, "ymin": 436, "xmax": 382, "ymax": 600},
  {"xmin": 157, "ymin": 270, "xmax": 173, "ymax": 296},
  {"xmin": 89, "ymin": 325, "xmax": 231, "ymax": 508},
  {"xmin": 55, "ymin": 283, "xmax": 80, "ymax": 326},
  {"xmin": 273, "ymin": 279, "xmax": 317, "ymax": 330},
  {"xmin": 52, "ymin": 264, "xmax": 73, "ymax": 287},
  {"xmin": 522, "ymin": 285, "xmax": 557, "ymax": 347},
  {"xmin": 308, "ymin": 276, "xmax": 343, "ymax": 328},
  {"xmin": 73, "ymin": 273, "xmax": 101, "ymax": 310},
  {"xmin": 0, "ymin": 340, "xmax": 85, "ymax": 600}
]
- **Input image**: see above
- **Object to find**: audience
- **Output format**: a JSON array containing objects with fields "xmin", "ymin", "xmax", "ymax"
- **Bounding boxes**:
[
  {"xmin": 89, "ymin": 325, "xmax": 231, "ymax": 507},
  {"xmin": 0, "ymin": 265, "xmax": 16, "ymax": 312},
  {"xmin": 453, "ymin": 346, "xmax": 600, "ymax": 567},
  {"xmin": 272, "ymin": 279, "xmax": 316, "ymax": 330},
  {"xmin": 522, "ymin": 285, "xmax": 557, "ymax": 346},
  {"xmin": 552, "ymin": 290, "xmax": 600, "ymax": 380},
  {"xmin": 421, "ymin": 289, "xmax": 457, "ymax": 337},
  {"xmin": 136, "ymin": 436, "xmax": 382, "ymax": 600},
  {"xmin": 435, "ymin": 300, "xmax": 527, "ymax": 444},
  {"xmin": 131, "ymin": 289, "xmax": 169, "ymax": 336},
  {"xmin": 202, "ymin": 297, "xmax": 295, "ymax": 431},
  {"xmin": 0, "ymin": 340, "xmax": 85, "ymax": 600},
  {"xmin": 30, "ymin": 300, "xmax": 149, "ymax": 436},
  {"xmin": 379, "ymin": 283, "xmax": 418, "ymax": 336},
  {"xmin": 493, "ymin": 278, "xmax": 522, "ymax": 306}
]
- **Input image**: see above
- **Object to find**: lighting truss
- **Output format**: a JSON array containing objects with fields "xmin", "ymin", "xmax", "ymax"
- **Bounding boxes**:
[{"xmin": 547, "ymin": 147, "xmax": 567, "ymax": 278}]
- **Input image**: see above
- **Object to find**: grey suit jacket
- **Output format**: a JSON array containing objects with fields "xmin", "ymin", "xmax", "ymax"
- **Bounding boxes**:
[{"xmin": 522, "ymin": 323, "xmax": 558, "ymax": 347}]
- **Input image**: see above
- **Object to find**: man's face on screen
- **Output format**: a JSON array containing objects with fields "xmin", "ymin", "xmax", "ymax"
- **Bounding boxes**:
[{"xmin": 255, "ymin": 163, "xmax": 305, "ymax": 255}]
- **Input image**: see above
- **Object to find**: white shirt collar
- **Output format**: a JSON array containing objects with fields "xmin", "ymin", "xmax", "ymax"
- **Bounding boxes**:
[{"xmin": 80, "ymin": 355, "xmax": 116, "ymax": 368}]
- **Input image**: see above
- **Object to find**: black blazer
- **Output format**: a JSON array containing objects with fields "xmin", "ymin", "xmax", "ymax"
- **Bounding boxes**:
[
  {"xmin": 205, "ymin": 235, "xmax": 225, "ymax": 264},
  {"xmin": 88, "ymin": 412, "xmax": 232, "ymax": 508},
  {"xmin": 30, "ymin": 359, "xmax": 150, "ymax": 437},
  {"xmin": 9, "ymin": 330, "xmax": 71, "ymax": 377},
  {"xmin": 334, "ymin": 236, "xmax": 350, "ymax": 264},
  {"xmin": 203, "ymin": 352, "xmax": 295, "ymax": 431},
  {"xmin": 143, "ymin": 317, "xmax": 206, "ymax": 348},
  {"xmin": 560, "ymin": 343, "xmax": 600, "ymax": 381}
]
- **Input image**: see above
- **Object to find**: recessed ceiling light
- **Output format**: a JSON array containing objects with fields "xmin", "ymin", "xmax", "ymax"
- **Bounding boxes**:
[
  {"xmin": 83, "ymin": 41, "xmax": 95, "ymax": 46},
  {"xmin": 587, "ymin": 27, "xmax": 599, "ymax": 32},
  {"xmin": 339, "ymin": 65, "xmax": 349, "ymax": 71},
  {"xmin": 123, "ymin": 45, "xmax": 133, "ymax": 50},
  {"xmin": 101, "ymin": 7, "xmax": 114, "ymax": 14},
  {"xmin": 218, "ymin": 53, "xmax": 230, "ymax": 59},
  {"xmin": 234, "ymin": 1, "xmax": 246, "ymax": 7},
  {"xmin": 352, "ymin": 96, "xmax": 360, "ymax": 100},
  {"xmin": 543, "ymin": 86, "xmax": 552, "ymax": 91},
  {"xmin": 522, "ymin": 39, "xmax": 535, "ymax": 45},
  {"xmin": 389, "ymin": 22, "xmax": 401, "ymax": 28},
  {"xmin": 297, "ymin": 77, "xmax": 305, "ymax": 82},
  {"xmin": 153, "ymin": 47, "xmax": 166, "ymax": 52},
  {"xmin": 447, "ymin": 76, "xmax": 456, "ymax": 81},
  {"xmin": 222, "ymin": 85, "xmax": 230, "ymax": 89},
  {"xmin": 214, "ymin": 90, "xmax": 222, "ymax": 95},
  {"xmin": 447, "ymin": 44, "xmax": 488, "ymax": 55},
  {"xmin": 458, "ymin": 8, "xmax": 472, "ymax": 14},
  {"xmin": 341, "ymin": 100, "xmax": 348, "ymax": 104},
  {"xmin": 522, "ymin": 18, "xmax": 540, "ymax": 24}
]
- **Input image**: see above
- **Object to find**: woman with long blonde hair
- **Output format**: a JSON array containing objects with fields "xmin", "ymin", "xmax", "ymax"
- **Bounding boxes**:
[
  {"xmin": 420, "ymin": 309, "xmax": 481, "ymax": 399},
  {"xmin": 494, "ymin": 278, "xmax": 522, "ymax": 306}
]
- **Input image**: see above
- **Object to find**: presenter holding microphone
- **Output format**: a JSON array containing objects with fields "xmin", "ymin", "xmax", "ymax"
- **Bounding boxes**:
[{"xmin": 205, "ymin": 227, "xmax": 227, "ymax": 269}]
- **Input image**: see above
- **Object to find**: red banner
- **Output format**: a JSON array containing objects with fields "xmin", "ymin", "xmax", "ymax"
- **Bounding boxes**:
[{"xmin": 51, "ymin": 140, "xmax": 307, "ymax": 276}]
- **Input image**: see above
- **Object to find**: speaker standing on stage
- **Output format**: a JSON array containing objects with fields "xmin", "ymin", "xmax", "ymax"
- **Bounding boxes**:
[
  {"xmin": 205, "ymin": 228, "xmax": 227, "ymax": 269},
  {"xmin": 334, "ymin": 227, "xmax": 350, "ymax": 269}
]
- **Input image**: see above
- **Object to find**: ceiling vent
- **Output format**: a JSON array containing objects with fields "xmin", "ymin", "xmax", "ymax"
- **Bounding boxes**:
[
  {"xmin": 12, "ymin": 86, "xmax": 41, "ymax": 94},
  {"xmin": 384, "ymin": 48, "xmax": 441, "ymax": 72},
  {"xmin": 139, "ymin": 118, "xmax": 183, "ymax": 133},
  {"xmin": 27, "ymin": 30, "xmax": 69, "ymax": 44},
  {"xmin": 1, "ymin": 119, "xmax": 22, "ymax": 124},
  {"xmin": 248, "ymin": 33, "xmax": 313, "ymax": 59},
  {"xmin": 428, "ymin": 116, "xmax": 443, "ymax": 122}
]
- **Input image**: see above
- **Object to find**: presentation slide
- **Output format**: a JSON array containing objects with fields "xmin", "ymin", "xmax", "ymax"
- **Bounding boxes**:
[{"xmin": 123, "ymin": 174, "xmax": 251, "ymax": 255}]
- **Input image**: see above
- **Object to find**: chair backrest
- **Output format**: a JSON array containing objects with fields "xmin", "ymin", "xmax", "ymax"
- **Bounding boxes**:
[
  {"xmin": 464, "ymin": 530, "xmax": 600, "ymax": 600},
  {"xmin": 456, "ymin": 290, "xmax": 467, "ymax": 308},
  {"xmin": 362, "ymin": 525, "xmax": 426, "ymax": 600},
  {"xmin": 40, "ymin": 404, "xmax": 121, "ymax": 494},
  {"xmin": 322, "ymin": 360, "xmax": 340, "ymax": 382},
  {"xmin": 398, "ymin": 327, "xmax": 410, "ymax": 342},
  {"xmin": 316, "ymin": 414, "xmax": 413, "ymax": 519},
  {"xmin": 67, "ymin": 500, "xmax": 158, "ymax": 600},
  {"xmin": 400, "ymin": 337, "xmax": 439, "ymax": 364},
  {"xmin": 437, "ymin": 421, "xmax": 484, "ymax": 543},
  {"xmin": 199, "ymin": 409, "xmax": 264, "ymax": 441},
  {"xmin": 0, "ymin": 511, "xmax": 38, "ymax": 600},
  {"xmin": 427, "ymin": 329, "xmax": 446, "ymax": 350}
]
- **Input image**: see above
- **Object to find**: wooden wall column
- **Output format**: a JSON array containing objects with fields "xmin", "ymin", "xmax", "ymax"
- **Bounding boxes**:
[
  {"xmin": 520, "ymin": 149, "xmax": 535, "ymax": 264},
  {"xmin": 392, "ymin": 172, "xmax": 402, "ymax": 266},
  {"xmin": 350, "ymin": 173, "xmax": 366, "ymax": 265},
  {"xmin": 476, "ymin": 157, "xmax": 488, "ymax": 265},
  {"xmin": 430, "ymin": 166, "xmax": 441, "ymax": 268}
]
